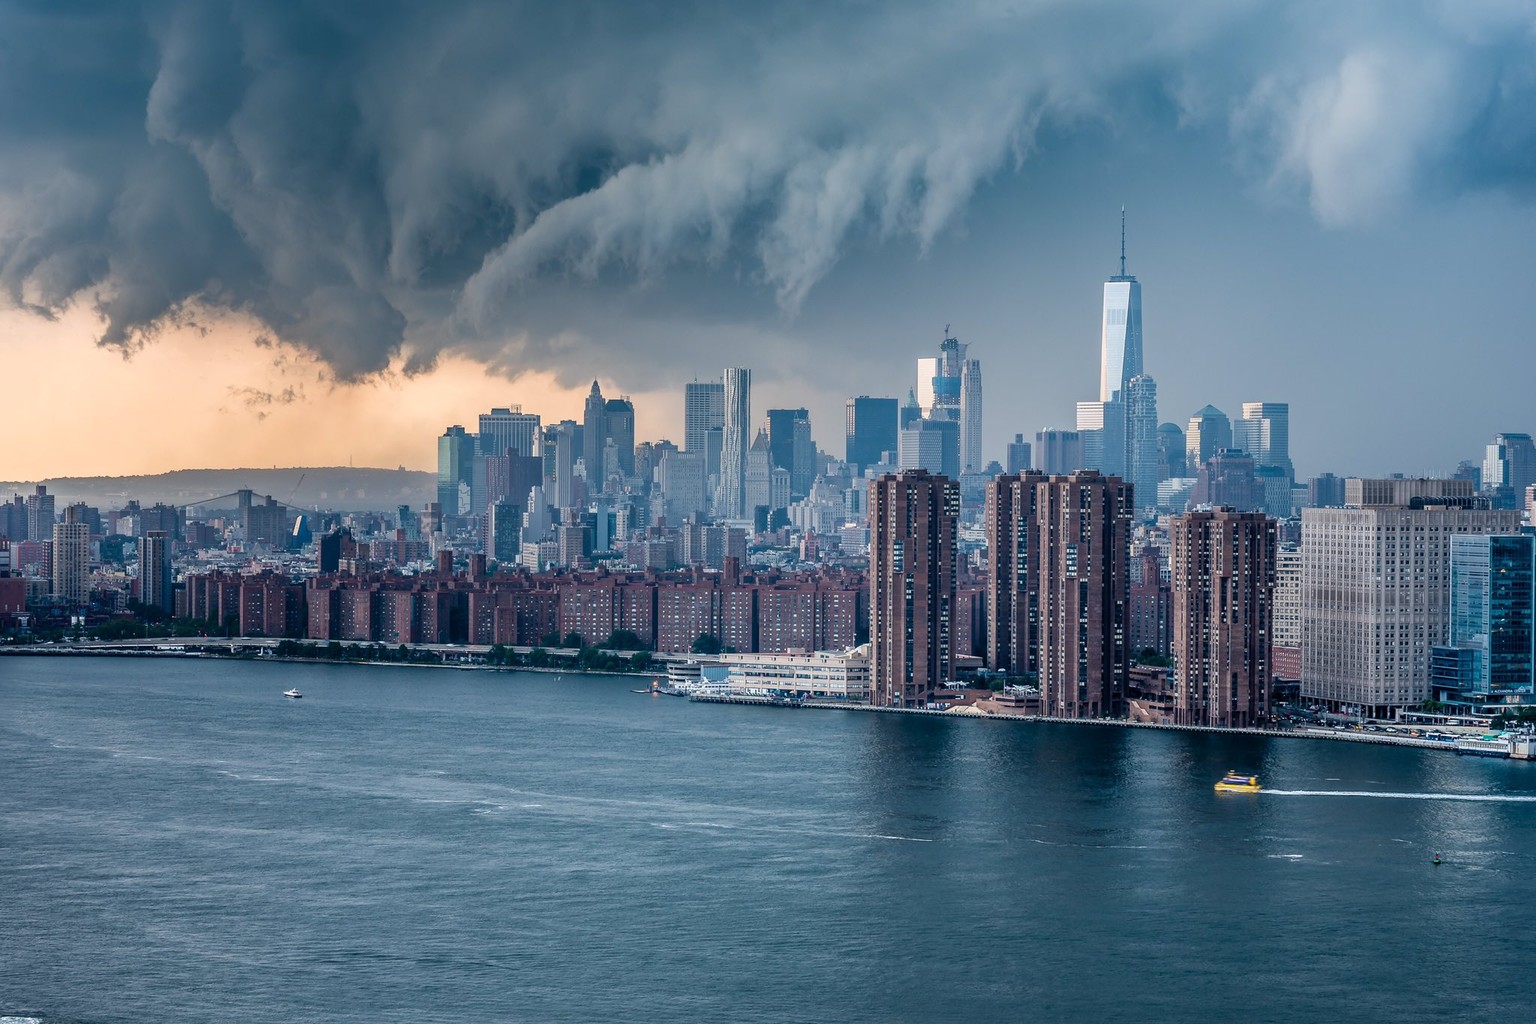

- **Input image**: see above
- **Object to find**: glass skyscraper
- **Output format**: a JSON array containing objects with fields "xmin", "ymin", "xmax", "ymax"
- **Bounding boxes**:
[
  {"xmin": 1447, "ymin": 533, "xmax": 1535, "ymax": 695},
  {"xmin": 1099, "ymin": 210, "xmax": 1143, "ymax": 405}
]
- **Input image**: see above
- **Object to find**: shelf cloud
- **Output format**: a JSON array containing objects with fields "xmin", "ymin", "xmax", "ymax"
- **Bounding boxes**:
[{"xmin": 3, "ymin": 0, "xmax": 1534, "ymax": 383}]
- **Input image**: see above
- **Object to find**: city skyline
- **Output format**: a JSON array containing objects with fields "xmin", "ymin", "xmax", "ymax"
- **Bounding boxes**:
[{"xmin": 6, "ymin": 3, "xmax": 1536, "ymax": 481}]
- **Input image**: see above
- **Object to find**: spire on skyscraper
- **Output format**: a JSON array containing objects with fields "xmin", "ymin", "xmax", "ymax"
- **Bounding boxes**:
[{"xmin": 1119, "ymin": 206, "xmax": 1126, "ymax": 279}]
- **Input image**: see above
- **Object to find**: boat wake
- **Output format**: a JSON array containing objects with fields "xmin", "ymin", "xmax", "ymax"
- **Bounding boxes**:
[{"xmin": 1264, "ymin": 790, "xmax": 1536, "ymax": 803}]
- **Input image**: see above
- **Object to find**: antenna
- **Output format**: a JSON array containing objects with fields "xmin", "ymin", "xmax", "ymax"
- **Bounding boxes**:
[{"xmin": 1119, "ymin": 206, "xmax": 1127, "ymax": 278}]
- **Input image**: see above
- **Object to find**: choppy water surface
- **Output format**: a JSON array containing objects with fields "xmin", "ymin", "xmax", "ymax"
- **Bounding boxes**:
[{"xmin": 4, "ymin": 657, "xmax": 1536, "ymax": 1023}]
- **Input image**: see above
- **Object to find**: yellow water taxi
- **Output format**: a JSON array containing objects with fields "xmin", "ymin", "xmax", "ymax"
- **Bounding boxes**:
[{"xmin": 1214, "ymin": 772, "xmax": 1261, "ymax": 793}]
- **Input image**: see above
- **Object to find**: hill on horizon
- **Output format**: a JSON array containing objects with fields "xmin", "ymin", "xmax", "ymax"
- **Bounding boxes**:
[{"xmin": 1, "ymin": 467, "xmax": 436, "ymax": 512}]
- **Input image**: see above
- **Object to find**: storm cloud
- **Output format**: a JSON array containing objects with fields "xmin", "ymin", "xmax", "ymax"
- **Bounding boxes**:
[{"xmin": 3, "ymin": 0, "xmax": 1536, "ymax": 383}]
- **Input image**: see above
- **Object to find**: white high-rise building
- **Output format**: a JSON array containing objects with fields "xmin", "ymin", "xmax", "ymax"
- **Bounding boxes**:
[
  {"xmin": 1099, "ymin": 209, "xmax": 1143, "ymax": 405},
  {"xmin": 1237, "ymin": 402, "xmax": 1292, "ymax": 482},
  {"xmin": 52, "ymin": 504, "xmax": 90, "ymax": 607},
  {"xmin": 1076, "ymin": 399, "xmax": 1123, "ymax": 476},
  {"xmin": 477, "ymin": 406, "xmax": 543, "ymax": 459},
  {"xmin": 719, "ymin": 367, "xmax": 752, "ymax": 519},
  {"xmin": 1272, "ymin": 545, "xmax": 1302, "ymax": 649},
  {"xmin": 684, "ymin": 380, "xmax": 725, "ymax": 457},
  {"xmin": 960, "ymin": 357, "xmax": 983, "ymax": 473},
  {"xmin": 1301, "ymin": 492, "xmax": 1519, "ymax": 716}
]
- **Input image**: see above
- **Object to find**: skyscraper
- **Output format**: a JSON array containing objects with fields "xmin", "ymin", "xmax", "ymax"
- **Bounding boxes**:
[
  {"xmin": 1185, "ymin": 406, "xmax": 1233, "ymax": 467},
  {"xmin": 685, "ymin": 379, "xmax": 725, "ymax": 476},
  {"xmin": 548, "ymin": 420, "xmax": 580, "ymax": 509},
  {"xmin": 1171, "ymin": 509, "xmax": 1276, "ymax": 728},
  {"xmin": 1190, "ymin": 449, "xmax": 1261, "ymax": 512},
  {"xmin": 604, "ymin": 397, "xmax": 636, "ymax": 477},
  {"xmin": 898, "ymin": 418, "xmax": 959, "ymax": 479},
  {"xmin": 24, "ymin": 485, "xmax": 54, "ymax": 542},
  {"xmin": 766, "ymin": 408, "xmax": 812, "ymax": 496},
  {"xmin": 581, "ymin": 382, "xmax": 609, "ymax": 489},
  {"xmin": 436, "ymin": 425, "xmax": 475, "ymax": 516},
  {"xmin": 1034, "ymin": 429, "xmax": 1084, "ymax": 476},
  {"xmin": 477, "ymin": 406, "xmax": 543, "ymax": 460},
  {"xmin": 139, "ymin": 530, "xmax": 174, "ymax": 614},
  {"xmin": 1482, "ymin": 432, "xmax": 1536, "ymax": 508},
  {"xmin": 917, "ymin": 331, "xmax": 979, "ymax": 470},
  {"xmin": 985, "ymin": 471, "xmax": 1045, "ymax": 676},
  {"xmin": 1236, "ymin": 402, "xmax": 1292, "ymax": 481},
  {"xmin": 845, "ymin": 396, "xmax": 899, "ymax": 472},
  {"xmin": 719, "ymin": 367, "xmax": 752, "ymax": 519},
  {"xmin": 1100, "ymin": 209, "xmax": 1143, "ymax": 405},
  {"xmin": 1157, "ymin": 422, "xmax": 1186, "ymax": 481},
  {"xmin": 52, "ymin": 503, "xmax": 90, "ymax": 607},
  {"xmin": 960, "ymin": 356, "xmax": 983, "ymax": 473},
  {"xmin": 1036, "ymin": 471, "xmax": 1132, "ymax": 719},
  {"xmin": 870, "ymin": 470, "xmax": 959, "ymax": 707},
  {"xmin": 1006, "ymin": 434, "xmax": 1032, "ymax": 475},
  {"xmin": 1124, "ymin": 374, "xmax": 1159, "ymax": 518},
  {"xmin": 1075, "ymin": 399, "xmax": 1122, "ymax": 476}
]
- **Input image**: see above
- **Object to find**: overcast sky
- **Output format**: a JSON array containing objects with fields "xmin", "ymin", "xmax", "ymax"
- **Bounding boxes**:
[{"xmin": 4, "ymin": 0, "xmax": 1536, "ymax": 480}]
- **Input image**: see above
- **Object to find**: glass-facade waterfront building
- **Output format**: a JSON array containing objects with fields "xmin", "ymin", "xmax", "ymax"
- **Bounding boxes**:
[{"xmin": 1438, "ymin": 534, "xmax": 1536, "ymax": 697}]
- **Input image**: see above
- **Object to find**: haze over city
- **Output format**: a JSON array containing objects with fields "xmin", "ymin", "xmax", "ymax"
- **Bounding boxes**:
[{"xmin": 5, "ymin": 0, "xmax": 1536, "ymax": 479}]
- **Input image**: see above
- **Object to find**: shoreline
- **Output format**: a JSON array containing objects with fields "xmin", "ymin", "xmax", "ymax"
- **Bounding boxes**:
[{"xmin": 4, "ymin": 645, "xmax": 1496, "ymax": 754}]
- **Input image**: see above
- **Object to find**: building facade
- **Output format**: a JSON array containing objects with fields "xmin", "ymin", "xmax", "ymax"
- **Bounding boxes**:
[
  {"xmin": 869, "ymin": 470, "xmax": 958, "ymax": 707},
  {"xmin": 1171, "ymin": 509, "xmax": 1276, "ymax": 728},
  {"xmin": 1301, "ymin": 495, "xmax": 1520, "ymax": 715},
  {"xmin": 1035, "ymin": 472, "xmax": 1132, "ymax": 719}
]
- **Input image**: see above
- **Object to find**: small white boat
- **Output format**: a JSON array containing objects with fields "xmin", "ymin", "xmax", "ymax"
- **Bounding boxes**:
[{"xmin": 283, "ymin": 688, "xmax": 303, "ymax": 699}]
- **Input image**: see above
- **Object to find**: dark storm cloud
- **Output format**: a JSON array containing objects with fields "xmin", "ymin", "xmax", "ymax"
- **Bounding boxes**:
[{"xmin": 3, "ymin": 0, "xmax": 1536, "ymax": 381}]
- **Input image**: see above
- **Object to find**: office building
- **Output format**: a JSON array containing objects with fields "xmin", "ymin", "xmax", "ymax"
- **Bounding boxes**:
[
  {"xmin": 1185, "ymin": 406, "xmax": 1232, "ymax": 468},
  {"xmin": 1034, "ymin": 429, "xmax": 1084, "ymax": 476},
  {"xmin": 1100, "ymin": 210, "xmax": 1143, "ymax": 406},
  {"xmin": 604, "ymin": 398, "xmax": 636, "ymax": 477},
  {"xmin": 1036, "ymin": 472, "xmax": 1132, "ymax": 719},
  {"xmin": 1076, "ymin": 400, "xmax": 1123, "ymax": 476},
  {"xmin": 1307, "ymin": 473, "xmax": 1346, "ymax": 508},
  {"xmin": 486, "ymin": 500, "xmax": 522, "ymax": 563},
  {"xmin": 25, "ymin": 486, "xmax": 54, "ymax": 542},
  {"xmin": 845, "ymin": 396, "xmax": 899, "ymax": 472},
  {"xmin": 960, "ymin": 356, "xmax": 983, "ymax": 473},
  {"xmin": 1237, "ymin": 402, "xmax": 1293, "ymax": 483},
  {"xmin": 436, "ymin": 425, "xmax": 475, "ymax": 516},
  {"xmin": 1157, "ymin": 422, "xmax": 1186, "ymax": 481},
  {"xmin": 767, "ymin": 408, "xmax": 813, "ymax": 498},
  {"xmin": 477, "ymin": 406, "xmax": 543, "ymax": 460},
  {"xmin": 1482, "ymin": 433, "xmax": 1536, "ymax": 508},
  {"xmin": 985, "ymin": 471, "xmax": 1045, "ymax": 676},
  {"xmin": 1124, "ymin": 374, "xmax": 1159, "ymax": 518},
  {"xmin": 52, "ymin": 504, "xmax": 90, "ymax": 606},
  {"xmin": 684, "ymin": 379, "xmax": 725, "ymax": 450},
  {"xmin": 1190, "ymin": 449, "xmax": 1260, "ymax": 512},
  {"xmin": 1301, "ymin": 493, "xmax": 1519, "ymax": 716},
  {"xmin": 547, "ymin": 421, "xmax": 579, "ymax": 509},
  {"xmin": 1006, "ymin": 434, "xmax": 1032, "ymax": 475},
  {"xmin": 138, "ymin": 530, "xmax": 174, "ymax": 614},
  {"xmin": 870, "ymin": 470, "xmax": 959, "ymax": 707},
  {"xmin": 1436, "ymin": 534, "xmax": 1536, "ymax": 698},
  {"xmin": 582, "ymin": 381, "xmax": 607, "ymax": 487},
  {"xmin": 719, "ymin": 367, "xmax": 752, "ymax": 519},
  {"xmin": 657, "ymin": 450, "xmax": 708, "ymax": 525},
  {"xmin": 898, "ymin": 418, "xmax": 959, "ymax": 479},
  {"xmin": 1171, "ymin": 509, "xmax": 1276, "ymax": 728}
]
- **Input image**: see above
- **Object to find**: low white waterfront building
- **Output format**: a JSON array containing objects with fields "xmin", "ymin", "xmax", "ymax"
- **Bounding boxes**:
[{"xmin": 717, "ymin": 645, "xmax": 871, "ymax": 702}]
